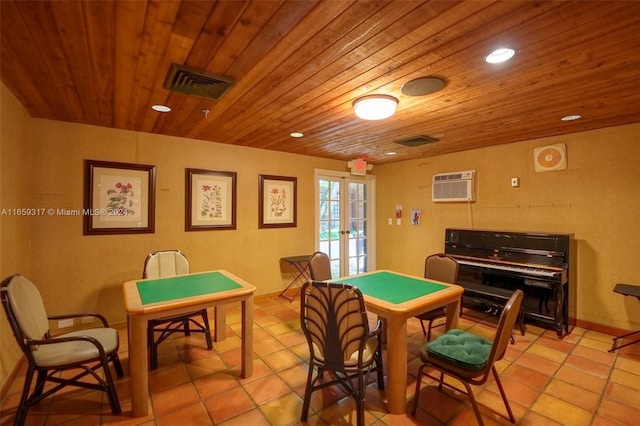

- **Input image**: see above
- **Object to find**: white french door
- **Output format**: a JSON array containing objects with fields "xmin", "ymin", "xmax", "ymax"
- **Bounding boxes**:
[{"xmin": 315, "ymin": 169, "xmax": 376, "ymax": 278}]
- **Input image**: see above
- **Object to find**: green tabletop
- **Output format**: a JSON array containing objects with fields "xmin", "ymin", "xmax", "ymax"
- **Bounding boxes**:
[
  {"xmin": 137, "ymin": 271, "xmax": 242, "ymax": 305},
  {"xmin": 335, "ymin": 271, "xmax": 447, "ymax": 304}
]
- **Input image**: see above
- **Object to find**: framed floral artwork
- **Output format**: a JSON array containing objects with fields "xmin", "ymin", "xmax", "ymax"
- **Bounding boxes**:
[
  {"xmin": 83, "ymin": 160, "xmax": 156, "ymax": 235},
  {"xmin": 186, "ymin": 169, "xmax": 237, "ymax": 231},
  {"xmin": 258, "ymin": 174, "xmax": 297, "ymax": 228}
]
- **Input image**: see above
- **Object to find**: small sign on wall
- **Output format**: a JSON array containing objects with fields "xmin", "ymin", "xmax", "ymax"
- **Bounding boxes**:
[{"xmin": 411, "ymin": 209, "xmax": 421, "ymax": 225}]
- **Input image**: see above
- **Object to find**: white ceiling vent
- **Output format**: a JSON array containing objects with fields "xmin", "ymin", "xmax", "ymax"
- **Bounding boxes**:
[{"xmin": 163, "ymin": 64, "xmax": 235, "ymax": 100}]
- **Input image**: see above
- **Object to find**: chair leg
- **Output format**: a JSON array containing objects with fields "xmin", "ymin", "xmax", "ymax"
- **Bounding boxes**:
[
  {"xmin": 112, "ymin": 354, "xmax": 124, "ymax": 377},
  {"xmin": 15, "ymin": 366, "xmax": 36, "ymax": 426},
  {"xmin": 33, "ymin": 369, "xmax": 47, "ymax": 397},
  {"xmin": 427, "ymin": 320, "xmax": 433, "ymax": 341},
  {"xmin": 356, "ymin": 372, "xmax": 365, "ymax": 426},
  {"xmin": 492, "ymin": 366, "xmax": 516, "ymax": 423},
  {"xmin": 201, "ymin": 309, "xmax": 213, "ymax": 350},
  {"xmin": 300, "ymin": 366, "xmax": 315, "ymax": 421},
  {"xmin": 373, "ymin": 338, "xmax": 384, "ymax": 390},
  {"xmin": 420, "ymin": 319, "xmax": 427, "ymax": 336},
  {"xmin": 148, "ymin": 323, "xmax": 159, "ymax": 370},
  {"xmin": 460, "ymin": 380, "xmax": 484, "ymax": 426},
  {"xmin": 411, "ymin": 364, "xmax": 427, "ymax": 416},
  {"xmin": 101, "ymin": 358, "xmax": 122, "ymax": 414}
]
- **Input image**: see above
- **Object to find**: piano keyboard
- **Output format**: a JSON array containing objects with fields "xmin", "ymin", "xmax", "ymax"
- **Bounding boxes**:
[{"xmin": 457, "ymin": 259, "xmax": 558, "ymax": 278}]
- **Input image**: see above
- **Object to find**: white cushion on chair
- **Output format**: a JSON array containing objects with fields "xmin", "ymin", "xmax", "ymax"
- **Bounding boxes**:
[{"xmin": 32, "ymin": 328, "xmax": 119, "ymax": 367}]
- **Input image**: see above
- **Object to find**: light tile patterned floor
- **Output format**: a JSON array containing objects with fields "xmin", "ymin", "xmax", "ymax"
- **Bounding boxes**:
[{"xmin": 2, "ymin": 293, "xmax": 639, "ymax": 425}]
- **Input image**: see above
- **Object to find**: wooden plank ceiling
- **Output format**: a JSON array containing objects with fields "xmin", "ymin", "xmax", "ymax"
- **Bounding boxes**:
[{"xmin": 1, "ymin": 0, "xmax": 639, "ymax": 164}]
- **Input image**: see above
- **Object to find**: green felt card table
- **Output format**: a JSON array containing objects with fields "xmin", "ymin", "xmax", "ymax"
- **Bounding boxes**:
[
  {"xmin": 123, "ymin": 270, "xmax": 256, "ymax": 417},
  {"xmin": 335, "ymin": 270, "xmax": 464, "ymax": 414}
]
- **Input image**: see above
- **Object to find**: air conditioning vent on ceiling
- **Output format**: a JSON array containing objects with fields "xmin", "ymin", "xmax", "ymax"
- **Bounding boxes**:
[
  {"xmin": 432, "ymin": 170, "xmax": 476, "ymax": 202},
  {"xmin": 163, "ymin": 64, "xmax": 235, "ymax": 100},
  {"xmin": 395, "ymin": 135, "xmax": 438, "ymax": 147}
]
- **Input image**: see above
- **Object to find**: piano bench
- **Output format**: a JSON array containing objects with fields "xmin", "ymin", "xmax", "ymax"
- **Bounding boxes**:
[
  {"xmin": 460, "ymin": 282, "xmax": 527, "ymax": 336},
  {"xmin": 609, "ymin": 283, "xmax": 640, "ymax": 352}
]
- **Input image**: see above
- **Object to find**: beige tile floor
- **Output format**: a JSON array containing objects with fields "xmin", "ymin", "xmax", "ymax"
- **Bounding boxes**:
[{"xmin": 2, "ymin": 293, "xmax": 639, "ymax": 425}]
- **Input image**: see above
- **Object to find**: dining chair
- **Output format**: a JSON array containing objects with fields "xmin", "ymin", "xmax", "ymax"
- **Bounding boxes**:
[
  {"xmin": 415, "ymin": 253, "xmax": 460, "ymax": 340},
  {"xmin": 300, "ymin": 281, "xmax": 384, "ymax": 426},
  {"xmin": 143, "ymin": 250, "xmax": 213, "ymax": 370},
  {"xmin": 411, "ymin": 289, "xmax": 523, "ymax": 425},
  {"xmin": 1, "ymin": 274, "xmax": 123, "ymax": 426},
  {"xmin": 308, "ymin": 251, "xmax": 332, "ymax": 281}
]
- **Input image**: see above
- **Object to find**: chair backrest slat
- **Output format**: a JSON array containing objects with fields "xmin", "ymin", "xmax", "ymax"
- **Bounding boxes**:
[{"xmin": 301, "ymin": 282, "xmax": 369, "ymax": 370}]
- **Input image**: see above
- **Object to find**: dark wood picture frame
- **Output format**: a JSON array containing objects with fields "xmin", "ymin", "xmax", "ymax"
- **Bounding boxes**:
[
  {"xmin": 83, "ymin": 160, "xmax": 156, "ymax": 235},
  {"xmin": 186, "ymin": 169, "xmax": 237, "ymax": 231},
  {"xmin": 258, "ymin": 174, "xmax": 297, "ymax": 229}
]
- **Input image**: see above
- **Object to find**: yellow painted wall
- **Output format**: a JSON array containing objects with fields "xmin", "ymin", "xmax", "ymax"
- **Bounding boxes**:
[
  {"xmin": 26, "ymin": 119, "xmax": 344, "ymax": 326},
  {"xmin": 0, "ymin": 84, "xmax": 33, "ymax": 387},
  {"xmin": 374, "ymin": 124, "xmax": 640, "ymax": 331}
]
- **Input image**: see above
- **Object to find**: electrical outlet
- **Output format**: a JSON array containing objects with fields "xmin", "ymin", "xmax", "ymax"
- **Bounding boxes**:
[
  {"xmin": 511, "ymin": 177, "xmax": 520, "ymax": 187},
  {"xmin": 81, "ymin": 316, "xmax": 95, "ymax": 324},
  {"xmin": 58, "ymin": 319, "xmax": 74, "ymax": 328}
]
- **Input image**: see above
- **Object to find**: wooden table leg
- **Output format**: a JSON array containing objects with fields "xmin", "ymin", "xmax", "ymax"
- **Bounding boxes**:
[
  {"xmin": 129, "ymin": 314, "xmax": 149, "ymax": 417},
  {"xmin": 385, "ymin": 316, "xmax": 408, "ymax": 414},
  {"xmin": 241, "ymin": 297, "xmax": 253, "ymax": 378},
  {"xmin": 213, "ymin": 306, "xmax": 226, "ymax": 341}
]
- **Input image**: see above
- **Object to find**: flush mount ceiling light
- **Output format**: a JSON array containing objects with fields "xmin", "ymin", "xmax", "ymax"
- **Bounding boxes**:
[
  {"xmin": 485, "ymin": 48, "xmax": 515, "ymax": 64},
  {"xmin": 561, "ymin": 114, "xmax": 582, "ymax": 121},
  {"xmin": 353, "ymin": 95, "xmax": 398, "ymax": 120},
  {"xmin": 290, "ymin": 132, "xmax": 304, "ymax": 138}
]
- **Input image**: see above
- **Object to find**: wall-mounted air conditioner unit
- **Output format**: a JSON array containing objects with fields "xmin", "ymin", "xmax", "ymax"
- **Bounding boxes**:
[{"xmin": 432, "ymin": 170, "xmax": 476, "ymax": 202}]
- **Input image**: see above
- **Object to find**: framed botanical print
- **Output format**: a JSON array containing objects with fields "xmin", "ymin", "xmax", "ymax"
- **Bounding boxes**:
[
  {"xmin": 258, "ymin": 174, "xmax": 297, "ymax": 228},
  {"xmin": 186, "ymin": 169, "xmax": 237, "ymax": 231},
  {"xmin": 84, "ymin": 160, "xmax": 156, "ymax": 235}
]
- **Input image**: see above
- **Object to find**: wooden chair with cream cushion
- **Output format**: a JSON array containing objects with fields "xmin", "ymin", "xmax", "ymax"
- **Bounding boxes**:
[
  {"xmin": 1, "ymin": 274, "xmax": 123, "ymax": 426},
  {"xmin": 143, "ymin": 250, "xmax": 213, "ymax": 369}
]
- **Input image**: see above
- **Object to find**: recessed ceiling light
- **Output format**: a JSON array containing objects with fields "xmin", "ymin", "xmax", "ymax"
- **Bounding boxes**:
[
  {"xmin": 386, "ymin": 151, "xmax": 397, "ymax": 156},
  {"xmin": 290, "ymin": 132, "xmax": 304, "ymax": 138},
  {"xmin": 485, "ymin": 48, "xmax": 515, "ymax": 64},
  {"xmin": 561, "ymin": 114, "xmax": 582, "ymax": 121},
  {"xmin": 152, "ymin": 104, "xmax": 171, "ymax": 112}
]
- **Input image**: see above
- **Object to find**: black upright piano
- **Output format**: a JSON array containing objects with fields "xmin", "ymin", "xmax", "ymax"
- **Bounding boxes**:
[{"xmin": 444, "ymin": 228, "xmax": 572, "ymax": 337}]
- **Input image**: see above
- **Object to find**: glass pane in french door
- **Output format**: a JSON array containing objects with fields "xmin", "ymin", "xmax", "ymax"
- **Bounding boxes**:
[
  {"xmin": 318, "ymin": 177, "xmax": 341, "ymax": 278},
  {"xmin": 347, "ymin": 180, "xmax": 368, "ymax": 275}
]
